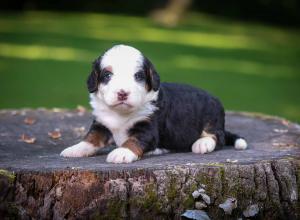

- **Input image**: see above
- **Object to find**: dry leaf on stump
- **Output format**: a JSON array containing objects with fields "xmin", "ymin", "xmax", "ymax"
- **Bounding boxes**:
[
  {"xmin": 24, "ymin": 117, "xmax": 36, "ymax": 125},
  {"xmin": 19, "ymin": 134, "xmax": 36, "ymax": 144},
  {"xmin": 48, "ymin": 129, "xmax": 62, "ymax": 139}
]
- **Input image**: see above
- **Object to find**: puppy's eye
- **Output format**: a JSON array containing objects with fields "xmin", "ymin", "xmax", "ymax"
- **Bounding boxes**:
[
  {"xmin": 103, "ymin": 71, "xmax": 113, "ymax": 79},
  {"xmin": 101, "ymin": 71, "xmax": 113, "ymax": 83},
  {"xmin": 134, "ymin": 71, "xmax": 145, "ymax": 82}
]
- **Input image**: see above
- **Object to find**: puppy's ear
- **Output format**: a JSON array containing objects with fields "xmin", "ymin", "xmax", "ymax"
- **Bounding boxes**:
[
  {"xmin": 87, "ymin": 58, "xmax": 101, "ymax": 93},
  {"xmin": 143, "ymin": 57, "xmax": 160, "ymax": 91}
]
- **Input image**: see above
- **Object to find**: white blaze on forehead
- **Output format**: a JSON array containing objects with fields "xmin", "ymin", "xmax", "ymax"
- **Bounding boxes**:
[{"xmin": 101, "ymin": 45, "xmax": 143, "ymax": 74}]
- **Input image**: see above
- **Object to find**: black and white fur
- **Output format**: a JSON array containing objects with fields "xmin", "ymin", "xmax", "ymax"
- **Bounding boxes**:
[{"xmin": 60, "ymin": 45, "xmax": 247, "ymax": 163}]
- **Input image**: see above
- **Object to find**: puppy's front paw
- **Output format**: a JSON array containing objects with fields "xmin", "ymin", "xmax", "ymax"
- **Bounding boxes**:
[
  {"xmin": 106, "ymin": 148, "xmax": 138, "ymax": 163},
  {"xmin": 60, "ymin": 141, "xmax": 99, "ymax": 157},
  {"xmin": 192, "ymin": 137, "xmax": 216, "ymax": 154}
]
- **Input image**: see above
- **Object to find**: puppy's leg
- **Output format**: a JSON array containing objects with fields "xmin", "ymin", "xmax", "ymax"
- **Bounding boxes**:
[
  {"xmin": 192, "ymin": 131, "xmax": 217, "ymax": 154},
  {"xmin": 60, "ymin": 121, "xmax": 112, "ymax": 157},
  {"xmin": 106, "ymin": 121, "xmax": 158, "ymax": 163}
]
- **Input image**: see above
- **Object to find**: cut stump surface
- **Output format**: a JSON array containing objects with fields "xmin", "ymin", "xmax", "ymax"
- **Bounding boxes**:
[{"xmin": 0, "ymin": 109, "xmax": 299, "ymax": 219}]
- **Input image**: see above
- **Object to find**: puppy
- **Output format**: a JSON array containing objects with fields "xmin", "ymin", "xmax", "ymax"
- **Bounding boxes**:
[{"xmin": 60, "ymin": 45, "xmax": 247, "ymax": 163}]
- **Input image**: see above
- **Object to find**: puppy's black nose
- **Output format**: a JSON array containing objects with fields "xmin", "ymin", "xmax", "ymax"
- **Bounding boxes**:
[{"xmin": 117, "ymin": 90, "xmax": 129, "ymax": 101}]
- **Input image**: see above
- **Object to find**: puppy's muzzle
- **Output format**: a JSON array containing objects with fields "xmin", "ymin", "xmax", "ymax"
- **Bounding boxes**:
[{"xmin": 117, "ymin": 90, "xmax": 130, "ymax": 101}]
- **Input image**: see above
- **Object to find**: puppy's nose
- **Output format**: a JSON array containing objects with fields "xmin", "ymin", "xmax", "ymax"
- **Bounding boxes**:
[{"xmin": 117, "ymin": 90, "xmax": 130, "ymax": 101}]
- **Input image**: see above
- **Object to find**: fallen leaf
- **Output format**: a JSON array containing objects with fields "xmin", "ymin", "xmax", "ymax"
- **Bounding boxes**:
[
  {"xmin": 243, "ymin": 204, "xmax": 259, "ymax": 217},
  {"xmin": 273, "ymin": 128, "xmax": 288, "ymax": 133},
  {"xmin": 52, "ymin": 108, "xmax": 63, "ymax": 113},
  {"xmin": 195, "ymin": 201, "xmax": 207, "ymax": 210},
  {"xmin": 76, "ymin": 105, "xmax": 86, "ymax": 116},
  {"xmin": 74, "ymin": 127, "xmax": 86, "ymax": 132},
  {"xmin": 71, "ymin": 167, "xmax": 83, "ymax": 169},
  {"xmin": 19, "ymin": 134, "xmax": 36, "ymax": 144},
  {"xmin": 48, "ymin": 129, "xmax": 61, "ymax": 139},
  {"xmin": 192, "ymin": 188, "xmax": 206, "ymax": 199},
  {"xmin": 24, "ymin": 117, "xmax": 36, "ymax": 125},
  {"xmin": 181, "ymin": 210, "xmax": 211, "ymax": 220},
  {"xmin": 281, "ymin": 119, "xmax": 290, "ymax": 127},
  {"xmin": 77, "ymin": 105, "xmax": 86, "ymax": 113},
  {"xmin": 226, "ymin": 159, "xmax": 238, "ymax": 163},
  {"xmin": 11, "ymin": 110, "xmax": 18, "ymax": 116},
  {"xmin": 200, "ymin": 193, "xmax": 211, "ymax": 205},
  {"xmin": 192, "ymin": 190, "xmax": 201, "ymax": 199},
  {"xmin": 200, "ymin": 184, "xmax": 206, "ymax": 189},
  {"xmin": 219, "ymin": 198, "xmax": 237, "ymax": 215}
]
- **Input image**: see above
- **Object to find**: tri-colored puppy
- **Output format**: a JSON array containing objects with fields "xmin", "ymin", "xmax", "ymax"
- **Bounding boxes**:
[{"xmin": 60, "ymin": 45, "xmax": 247, "ymax": 163}]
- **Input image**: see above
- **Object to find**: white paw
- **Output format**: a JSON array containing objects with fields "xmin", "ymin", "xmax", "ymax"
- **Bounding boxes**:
[
  {"xmin": 192, "ymin": 137, "xmax": 216, "ymax": 154},
  {"xmin": 60, "ymin": 141, "xmax": 99, "ymax": 157},
  {"xmin": 234, "ymin": 138, "xmax": 247, "ymax": 150},
  {"xmin": 106, "ymin": 148, "xmax": 138, "ymax": 163}
]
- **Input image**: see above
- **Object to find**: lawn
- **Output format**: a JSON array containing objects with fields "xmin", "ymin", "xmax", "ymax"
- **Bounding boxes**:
[{"xmin": 0, "ymin": 11, "xmax": 299, "ymax": 122}]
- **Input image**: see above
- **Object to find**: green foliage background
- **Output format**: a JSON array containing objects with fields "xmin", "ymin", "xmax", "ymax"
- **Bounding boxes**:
[{"xmin": 0, "ymin": 12, "xmax": 299, "ymax": 122}]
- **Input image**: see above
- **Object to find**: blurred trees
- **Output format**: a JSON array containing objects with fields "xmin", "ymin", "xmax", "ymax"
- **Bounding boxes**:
[
  {"xmin": 150, "ymin": 0, "xmax": 192, "ymax": 27},
  {"xmin": 1, "ymin": 0, "xmax": 300, "ymax": 26}
]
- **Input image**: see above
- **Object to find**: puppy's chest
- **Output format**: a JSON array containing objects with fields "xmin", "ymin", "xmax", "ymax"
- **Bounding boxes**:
[
  {"xmin": 94, "ymin": 110, "xmax": 142, "ymax": 146},
  {"xmin": 111, "ymin": 128, "xmax": 128, "ymax": 147}
]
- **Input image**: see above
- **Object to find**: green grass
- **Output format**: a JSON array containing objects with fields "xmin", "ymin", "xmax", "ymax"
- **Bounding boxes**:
[{"xmin": 0, "ymin": 11, "xmax": 300, "ymax": 122}]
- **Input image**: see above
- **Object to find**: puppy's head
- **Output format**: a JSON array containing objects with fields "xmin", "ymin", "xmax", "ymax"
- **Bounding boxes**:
[{"xmin": 87, "ymin": 45, "xmax": 160, "ymax": 113}]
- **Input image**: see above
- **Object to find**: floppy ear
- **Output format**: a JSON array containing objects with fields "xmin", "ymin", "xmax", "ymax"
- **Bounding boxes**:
[
  {"xmin": 87, "ymin": 58, "xmax": 101, "ymax": 93},
  {"xmin": 143, "ymin": 57, "xmax": 160, "ymax": 91}
]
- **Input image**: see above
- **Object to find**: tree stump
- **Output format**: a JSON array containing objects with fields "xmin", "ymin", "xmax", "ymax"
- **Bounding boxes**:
[{"xmin": 0, "ymin": 109, "xmax": 299, "ymax": 219}]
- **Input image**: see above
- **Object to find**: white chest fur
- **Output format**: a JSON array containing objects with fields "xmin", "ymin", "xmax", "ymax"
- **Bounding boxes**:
[{"xmin": 90, "ymin": 94, "xmax": 157, "ymax": 146}]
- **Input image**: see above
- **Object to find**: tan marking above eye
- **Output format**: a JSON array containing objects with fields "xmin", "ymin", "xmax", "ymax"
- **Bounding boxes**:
[{"xmin": 103, "ymin": 65, "xmax": 113, "ymax": 73}]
